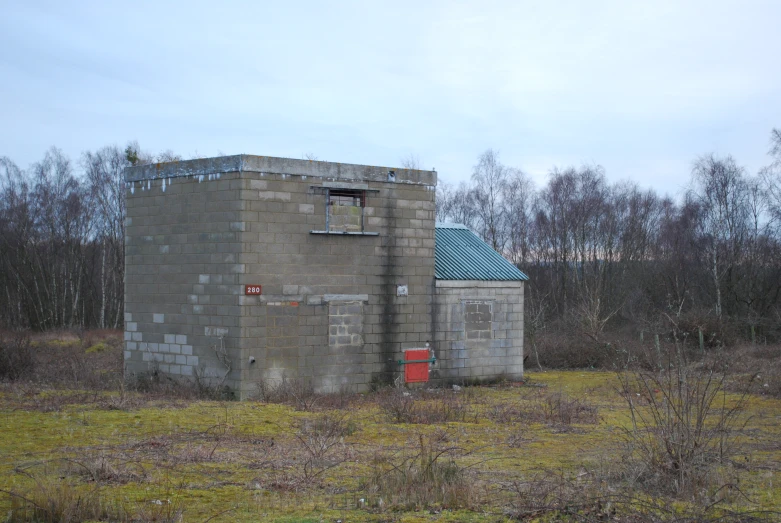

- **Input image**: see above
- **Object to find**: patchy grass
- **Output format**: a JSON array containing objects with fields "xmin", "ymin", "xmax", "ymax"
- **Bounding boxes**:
[{"xmin": 1, "ymin": 333, "xmax": 780, "ymax": 521}]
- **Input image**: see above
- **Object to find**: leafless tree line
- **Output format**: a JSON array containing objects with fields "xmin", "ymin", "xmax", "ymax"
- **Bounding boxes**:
[
  {"xmin": 2, "ymin": 134, "xmax": 780, "ymax": 340},
  {"xmin": 0, "ymin": 143, "xmax": 178, "ymax": 330},
  {"xmin": 438, "ymin": 132, "xmax": 781, "ymax": 343}
]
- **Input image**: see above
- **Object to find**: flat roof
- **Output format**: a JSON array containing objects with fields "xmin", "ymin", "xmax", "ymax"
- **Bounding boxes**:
[{"xmin": 124, "ymin": 154, "xmax": 437, "ymax": 186}]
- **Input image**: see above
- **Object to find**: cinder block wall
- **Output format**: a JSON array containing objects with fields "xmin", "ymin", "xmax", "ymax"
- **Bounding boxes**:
[
  {"xmin": 125, "ymin": 155, "xmax": 437, "ymax": 398},
  {"xmin": 124, "ymin": 169, "xmax": 246, "ymax": 391},
  {"xmin": 432, "ymin": 280, "xmax": 524, "ymax": 383}
]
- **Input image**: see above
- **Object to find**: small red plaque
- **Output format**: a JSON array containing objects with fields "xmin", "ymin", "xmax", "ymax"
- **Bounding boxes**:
[{"xmin": 245, "ymin": 285, "xmax": 262, "ymax": 295}]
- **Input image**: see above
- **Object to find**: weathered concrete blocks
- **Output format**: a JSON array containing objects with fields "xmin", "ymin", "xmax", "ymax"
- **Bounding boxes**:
[{"xmin": 125, "ymin": 154, "xmax": 528, "ymax": 398}]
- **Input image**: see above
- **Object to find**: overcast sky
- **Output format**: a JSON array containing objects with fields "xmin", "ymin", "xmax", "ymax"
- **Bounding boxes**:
[{"xmin": 1, "ymin": 0, "xmax": 779, "ymax": 197}]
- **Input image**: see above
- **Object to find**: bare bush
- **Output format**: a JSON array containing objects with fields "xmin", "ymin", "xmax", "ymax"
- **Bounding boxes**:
[
  {"xmin": 706, "ymin": 343, "xmax": 781, "ymax": 399},
  {"xmin": 618, "ymin": 364, "xmax": 752, "ymax": 498},
  {"xmin": 376, "ymin": 388, "xmax": 479, "ymax": 424},
  {"xmin": 255, "ymin": 376, "xmax": 319, "ymax": 411},
  {"xmin": 489, "ymin": 389, "xmax": 599, "ymax": 427},
  {"xmin": 0, "ymin": 332, "xmax": 34, "ymax": 380},
  {"xmin": 255, "ymin": 378, "xmax": 362, "ymax": 411},
  {"xmin": 362, "ymin": 430, "xmax": 481, "ymax": 511},
  {"xmin": 294, "ymin": 412, "xmax": 356, "ymax": 460},
  {"xmin": 3, "ymin": 481, "xmax": 114, "ymax": 523},
  {"xmin": 534, "ymin": 328, "xmax": 617, "ymax": 369},
  {"xmin": 125, "ymin": 370, "xmax": 221, "ymax": 401},
  {"xmin": 63, "ymin": 455, "xmax": 146, "ymax": 485},
  {"xmin": 503, "ymin": 469, "xmax": 613, "ymax": 521},
  {"xmin": 503, "ymin": 467, "xmax": 780, "ymax": 522}
]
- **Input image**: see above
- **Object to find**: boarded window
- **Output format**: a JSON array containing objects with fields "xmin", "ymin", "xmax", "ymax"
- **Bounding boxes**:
[{"xmin": 464, "ymin": 300, "xmax": 492, "ymax": 341}]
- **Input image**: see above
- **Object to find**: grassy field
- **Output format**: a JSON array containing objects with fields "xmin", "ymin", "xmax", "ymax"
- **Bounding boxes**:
[{"xmin": 1, "ymin": 332, "xmax": 780, "ymax": 522}]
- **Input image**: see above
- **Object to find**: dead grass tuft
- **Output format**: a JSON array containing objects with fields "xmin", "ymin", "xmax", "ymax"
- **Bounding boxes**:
[
  {"xmin": 255, "ymin": 377, "xmax": 363, "ymax": 411},
  {"xmin": 255, "ymin": 377, "xmax": 320, "ymax": 411},
  {"xmin": 489, "ymin": 389, "xmax": 599, "ymax": 427},
  {"xmin": 362, "ymin": 430, "xmax": 482, "ymax": 511},
  {"xmin": 61, "ymin": 455, "xmax": 146, "ymax": 485},
  {"xmin": 3, "ymin": 481, "xmax": 114, "ymax": 523},
  {"xmin": 376, "ymin": 387, "xmax": 480, "ymax": 424}
]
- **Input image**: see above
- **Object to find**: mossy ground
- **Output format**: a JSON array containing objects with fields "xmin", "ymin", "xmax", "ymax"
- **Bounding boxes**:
[{"xmin": 1, "ymin": 337, "xmax": 780, "ymax": 522}]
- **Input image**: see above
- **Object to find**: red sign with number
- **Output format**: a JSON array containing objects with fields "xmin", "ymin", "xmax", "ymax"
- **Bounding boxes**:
[{"xmin": 245, "ymin": 285, "xmax": 262, "ymax": 295}]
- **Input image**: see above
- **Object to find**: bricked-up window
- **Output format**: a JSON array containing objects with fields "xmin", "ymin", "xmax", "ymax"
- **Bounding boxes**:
[
  {"xmin": 310, "ymin": 186, "xmax": 379, "ymax": 235},
  {"xmin": 464, "ymin": 300, "xmax": 492, "ymax": 341}
]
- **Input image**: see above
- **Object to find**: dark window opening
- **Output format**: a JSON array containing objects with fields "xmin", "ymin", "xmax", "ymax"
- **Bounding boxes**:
[
  {"xmin": 329, "ymin": 189, "xmax": 365, "ymax": 207},
  {"xmin": 309, "ymin": 185, "xmax": 380, "ymax": 236}
]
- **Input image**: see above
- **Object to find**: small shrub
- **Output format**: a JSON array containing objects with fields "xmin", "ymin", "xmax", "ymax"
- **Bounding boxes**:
[
  {"xmin": 535, "ymin": 328, "xmax": 616, "ymax": 369},
  {"xmin": 618, "ymin": 364, "xmax": 752, "ymax": 498},
  {"xmin": 84, "ymin": 342, "xmax": 111, "ymax": 354},
  {"xmin": 362, "ymin": 431, "xmax": 480, "ymax": 511},
  {"xmin": 295, "ymin": 412, "xmax": 356, "ymax": 460},
  {"xmin": 62, "ymin": 455, "xmax": 145, "ymax": 484},
  {"xmin": 376, "ymin": 388, "xmax": 479, "ymax": 424},
  {"xmin": 541, "ymin": 391, "xmax": 599, "ymax": 425},
  {"xmin": 488, "ymin": 389, "xmax": 599, "ymax": 426},
  {"xmin": 125, "ymin": 369, "xmax": 232, "ymax": 401},
  {"xmin": 707, "ymin": 343, "xmax": 781, "ymax": 399},
  {"xmin": 503, "ymin": 469, "xmax": 612, "ymax": 521},
  {"xmin": 0, "ymin": 332, "xmax": 35, "ymax": 380},
  {"xmin": 3, "ymin": 479, "xmax": 117, "ymax": 523},
  {"xmin": 256, "ymin": 376, "xmax": 319, "ymax": 411},
  {"xmin": 28, "ymin": 331, "xmax": 123, "ymax": 389}
]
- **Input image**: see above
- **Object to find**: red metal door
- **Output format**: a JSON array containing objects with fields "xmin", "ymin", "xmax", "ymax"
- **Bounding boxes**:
[{"xmin": 404, "ymin": 349, "xmax": 429, "ymax": 383}]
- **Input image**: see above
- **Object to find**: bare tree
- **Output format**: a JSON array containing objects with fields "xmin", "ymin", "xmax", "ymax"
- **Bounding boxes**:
[
  {"xmin": 435, "ymin": 181, "xmax": 454, "ymax": 223},
  {"xmin": 157, "ymin": 150, "xmax": 183, "ymax": 163},
  {"xmin": 400, "ymin": 153, "xmax": 422, "ymax": 170},
  {"xmin": 689, "ymin": 154, "xmax": 749, "ymax": 318},
  {"xmin": 0, "ymin": 142, "xmax": 174, "ymax": 330},
  {"xmin": 82, "ymin": 146, "xmax": 129, "ymax": 328},
  {"xmin": 760, "ymin": 128, "xmax": 781, "ymax": 231},
  {"xmin": 471, "ymin": 149, "xmax": 508, "ymax": 251},
  {"xmin": 447, "ymin": 182, "xmax": 479, "ymax": 231},
  {"xmin": 504, "ymin": 168, "xmax": 534, "ymax": 265}
]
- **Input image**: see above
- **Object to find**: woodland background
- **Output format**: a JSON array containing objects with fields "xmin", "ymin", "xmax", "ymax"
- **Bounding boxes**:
[{"xmin": 2, "ymin": 132, "xmax": 780, "ymax": 362}]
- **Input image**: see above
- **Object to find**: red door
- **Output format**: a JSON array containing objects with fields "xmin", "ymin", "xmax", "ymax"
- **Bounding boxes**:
[{"xmin": 404, "ymin": 349, "xmax": 429, "ymax": 383}]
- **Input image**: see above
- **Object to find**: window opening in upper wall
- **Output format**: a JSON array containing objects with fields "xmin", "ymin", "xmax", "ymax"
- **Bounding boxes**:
[
  {"xmin": 329, "ymin": 188, "xmax": 365, "ymax": 208},
  {"xmin": 310, "ymin": 186, "xmax": 379, "ymax": 235},
  {"xmin": 328, "ymin": 188, "xmax": 364, "ymax": 233}
]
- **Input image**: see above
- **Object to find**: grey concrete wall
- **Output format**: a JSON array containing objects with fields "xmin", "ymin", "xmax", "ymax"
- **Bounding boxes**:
[
  {"xmin": 235, "ymin": 169, "xmax": 436, "ymax": 396},
  {"xmin": 125, "ymin": 156, "xmax": 437, "ymax": 398},
  {"xmin": 123, "ymin": 171, "xmax": 246, "ymax": 392},
  {"xmin": 432, "ymin": 280, "xmax": 524, "ymax": 383}
]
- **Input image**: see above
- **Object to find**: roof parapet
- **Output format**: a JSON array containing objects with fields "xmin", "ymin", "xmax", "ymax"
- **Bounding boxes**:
[{"xmin": 124, "ymin": 154, "xmax": 437, "ymax": 186}]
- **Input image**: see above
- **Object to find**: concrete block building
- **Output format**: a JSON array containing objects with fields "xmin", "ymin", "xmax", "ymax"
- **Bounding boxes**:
[{"xmin": 123, "ymin": 155, "xmax": 527, "ymax": 398}]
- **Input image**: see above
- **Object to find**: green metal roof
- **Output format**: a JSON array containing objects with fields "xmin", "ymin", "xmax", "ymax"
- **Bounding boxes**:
[{"xmin": 435, "ymin": 223, "xmax": 529, "ymax": 281}]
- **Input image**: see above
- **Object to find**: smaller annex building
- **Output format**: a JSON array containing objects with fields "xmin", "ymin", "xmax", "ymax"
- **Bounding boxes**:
[
  {"xmin": 123, "ymin": 155, "xmax": 527, "ymax": 398},
  {"xmin": 431, "ymin": 223, "xmax": 528, "ymax": 384}
]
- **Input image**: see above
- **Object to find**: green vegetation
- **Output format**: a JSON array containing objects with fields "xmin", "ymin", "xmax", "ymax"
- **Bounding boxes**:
[{"xmin": 1, "ymin": 333, "xmax": 780, "ymax": 522}]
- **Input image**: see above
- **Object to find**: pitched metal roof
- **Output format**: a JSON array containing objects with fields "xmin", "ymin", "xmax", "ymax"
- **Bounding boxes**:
[{"xmin": 435, "ymin": 223, "xmax": 529, "ymax": 281}]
